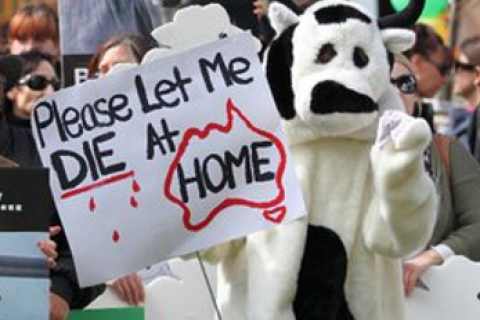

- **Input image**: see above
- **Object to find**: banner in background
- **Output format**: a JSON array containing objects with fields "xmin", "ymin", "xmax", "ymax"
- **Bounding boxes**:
[{"xmin": 58, "ymin": 0, "xmax": 163, "ymax": 87}]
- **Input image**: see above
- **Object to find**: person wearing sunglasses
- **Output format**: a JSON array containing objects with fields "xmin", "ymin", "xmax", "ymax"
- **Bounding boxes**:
[
  {"xmin": 447, "ymin": 36, "xmax": 480, "ymax": 149},
  {"xmin": 2, "ymin": 51, "xmax": 58, "ymax": 163},
  {"xmin": 403, "ymin": 23, "xmax": 453, "ymax": 100},
  {"xmin": 392, "ymin": 54, "xmax": 480, "ymax": 297},
  {"xmin": 450, "ymin": 36, "xmax": 480, "ymax": 164},
  {"xmin": 1, "ymin": 51, "xmax": 106, "ymax": 320}
]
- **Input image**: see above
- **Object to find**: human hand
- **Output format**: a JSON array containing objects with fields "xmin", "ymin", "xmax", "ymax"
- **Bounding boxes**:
[
  {"xmin": 402, "ymin": 249, "xmax": 443, "ymax": 296},
  {"xmin": 110, "ymin": 273, "xmax": 145, "ymax": 305},
  {"xmin": 253, "ymin": 0, "xmax": 268, "ymax": 18},
  {"xmin": 50, "ymin": 293, "xmax": 70, "ymax": 320},
  {"xmin": 37, "ymin": 239, "xmax": 57, "ymax": 268},
  {"xmin": 37, "ymin": 226, "xmax": 61, "ymax": 268}
]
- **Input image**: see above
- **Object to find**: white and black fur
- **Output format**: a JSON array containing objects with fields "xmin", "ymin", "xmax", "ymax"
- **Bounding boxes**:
[{"xmin": 202, "ymin": 1, "xmax": 437, "ymax": 320}]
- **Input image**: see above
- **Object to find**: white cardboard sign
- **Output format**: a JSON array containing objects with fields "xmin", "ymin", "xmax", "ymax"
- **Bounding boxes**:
[
  {"xmin": 405, "ymin": 256, "xmax": 480, "ymax": 320},
  {"xmin": 32, "ymin": 33, "xmax": 306, "ymax": 287}
]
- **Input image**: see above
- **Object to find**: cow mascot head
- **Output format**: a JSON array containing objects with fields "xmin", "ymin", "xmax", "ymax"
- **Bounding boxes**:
[{"xmin": 265, "ymin": 0, "xmax": 425, "ymax": 140}]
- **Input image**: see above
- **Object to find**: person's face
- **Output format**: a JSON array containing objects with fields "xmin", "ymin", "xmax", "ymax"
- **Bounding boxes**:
[
  {"xmin": 7, "ymin": 60, "xmax": 57, "ymax": 120},
  {"xmin": 9, "ymin": 37, "xmax": 59, "ymax": 59},
  {"xmin": 391, "ymin": 60, "xmax": 418, "ymax": 115},
  {"xmin": 98, "ymin": 45, "xmax": 136, "ymax": 76},
  {"xmin": 412, "ymin": 46, "xmax": 451, "ymax": 98},
  {"xmin": 453, "ymin": 52, "xmax": 478, "ymax": 98}
]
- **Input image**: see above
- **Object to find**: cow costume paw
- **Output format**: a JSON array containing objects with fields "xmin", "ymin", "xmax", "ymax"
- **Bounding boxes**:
[
  {"xmin": 367, "ymin": 111, "xmax": 436, "ymax": 257},
  {"xmin": 375, "ymin": 110, "xmax": 431, "ymax": 152},
  {"xmin": 371, "ymin": 110, "xmax": 432, "ymax": 191}
]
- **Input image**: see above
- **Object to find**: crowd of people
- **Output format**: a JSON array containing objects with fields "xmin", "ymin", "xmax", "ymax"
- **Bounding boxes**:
[
  {"xmin": 0, "ymin": 2, "xmax": 154, "ymax": 319},
  {"xmin": 1, "ymin": 1, "xmax": 480, "ymax": 320}
]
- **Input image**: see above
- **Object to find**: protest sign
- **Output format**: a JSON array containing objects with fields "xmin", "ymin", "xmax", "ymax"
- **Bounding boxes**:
[
  {"xmin": 0, "ymin": 168, "xmax": 52, "ymax": 320},
  {"xmin": 32, "ymin": 32, "xmax": 306, "ymax": 287}
]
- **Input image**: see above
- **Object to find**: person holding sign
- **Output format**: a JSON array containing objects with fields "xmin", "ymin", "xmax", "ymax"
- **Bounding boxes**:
[
  {"xmin": 0, "ymin": 53, "xmax": 106, "ymax": 320},
  {"xmin": 82, "ymin": 34, "xmax": 160, "ymax": 306}
]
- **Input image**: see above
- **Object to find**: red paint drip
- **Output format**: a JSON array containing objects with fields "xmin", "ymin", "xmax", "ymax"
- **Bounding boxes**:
[
  {"xmin": 112, "ymin": 230, "xmax": 120, "ymax": 242},
  {"xmin": 130, "ymin": 196, "xmax": 138, "ymax": 208},
  {"xmin": 89, "ymin": 196, "xmax": 96, "ymax": 212},
  {"xmin": 132, "ymin": 179, "xmax": 140, "ymax": 193}
]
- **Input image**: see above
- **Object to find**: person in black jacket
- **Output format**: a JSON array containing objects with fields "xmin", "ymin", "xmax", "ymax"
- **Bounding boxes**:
[{"xmin": 1, "ymin": 52, "xmax": 105, "ymax": 320}]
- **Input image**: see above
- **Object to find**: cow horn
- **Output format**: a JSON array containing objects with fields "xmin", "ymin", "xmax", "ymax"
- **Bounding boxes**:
[{"xmin": 378, "ymin": 0, "xmax": 426, "ymax": 29}]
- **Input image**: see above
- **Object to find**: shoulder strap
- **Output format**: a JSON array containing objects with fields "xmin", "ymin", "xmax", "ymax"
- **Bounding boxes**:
[{"xmin": 432, "ymin": 134, "xmax": 452, "ymax": 181}]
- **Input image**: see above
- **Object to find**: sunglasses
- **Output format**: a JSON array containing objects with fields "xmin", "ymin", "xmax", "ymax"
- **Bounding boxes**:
[
  {"xmin": 18, "ymin": 73, "xmax": 60, "ymax": 91},
  {"xmin": 423, "ymin": 56, "xmax": 451, "ymax": 77},
  {"xmin": 454, "ymin": 60, "xmax": 477, "ymax": 72},
  {"xmin": 391, "ymin": 74, "xmax": 417, "ymax": 94}
]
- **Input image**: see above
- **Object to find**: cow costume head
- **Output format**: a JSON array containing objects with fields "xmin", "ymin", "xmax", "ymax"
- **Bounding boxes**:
[{"xmin": 265, "ymin": 0, "xmax": 425, "ymax": 141}]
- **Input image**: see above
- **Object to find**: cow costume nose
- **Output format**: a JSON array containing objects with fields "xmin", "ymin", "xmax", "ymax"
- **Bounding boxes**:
[{"xmin": 310, "ymin": 81, "xmax": 378, "ymax": 114}]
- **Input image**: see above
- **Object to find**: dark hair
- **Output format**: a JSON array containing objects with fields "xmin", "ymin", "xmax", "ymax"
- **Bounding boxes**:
[
  {"xmin": 404, "ymin": 23, "xmax": 453, "ymax": 72},
  {"xmin": 404, "ymin": 23, "xmax": 445, "ymax": 58},
  {"xmin": 17, "ymin": 50, "xmax": 56, "ymax": 78},
  {"xmin": 460, "ymin": 36, "xmax": 480, "ymax": 66},
  {"xmin": 2, "ymin": 50, "xmax": 56, "ymax": 113},
  {"xmin": 406, "ymin": 23, "xmax": 452, "ymax": 61},
  {"xmin": 8, "ymin": 4, "xmax": 59, "ymax": 44},
  {"xmin": 87, "ymin": 34, "xmax": 157, "ymax": 78}
]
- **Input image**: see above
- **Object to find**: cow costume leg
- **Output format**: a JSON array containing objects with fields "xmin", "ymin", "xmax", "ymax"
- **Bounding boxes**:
[{"xmin": 294, "ymin": 225, "xmax": 354, "ymax": 320}]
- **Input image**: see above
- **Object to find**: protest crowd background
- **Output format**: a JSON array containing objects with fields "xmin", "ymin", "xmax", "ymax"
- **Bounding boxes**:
[{"xmin": 2, "ymin": 0, "xmax": 480, "ymax": 320}]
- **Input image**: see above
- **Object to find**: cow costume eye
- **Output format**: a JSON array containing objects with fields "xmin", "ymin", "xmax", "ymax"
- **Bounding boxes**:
[
  {"xmin": 353, "ymin": 47, "xmax": 369, "ymax": 68},
  {"xmin": 316, "ymin": 44, "xmax": 337, "ymax": 64}
]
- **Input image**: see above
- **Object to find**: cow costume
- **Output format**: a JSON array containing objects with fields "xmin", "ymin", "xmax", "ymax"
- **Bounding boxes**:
[{"xmin": 201, "ymin": 1, "xmax": 437, "ymax": 320}]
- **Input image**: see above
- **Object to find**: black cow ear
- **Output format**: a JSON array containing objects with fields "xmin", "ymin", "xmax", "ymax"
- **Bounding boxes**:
[{"xmin": 265, "ymin": 26, "xmax": 297, "ymax": 120}]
